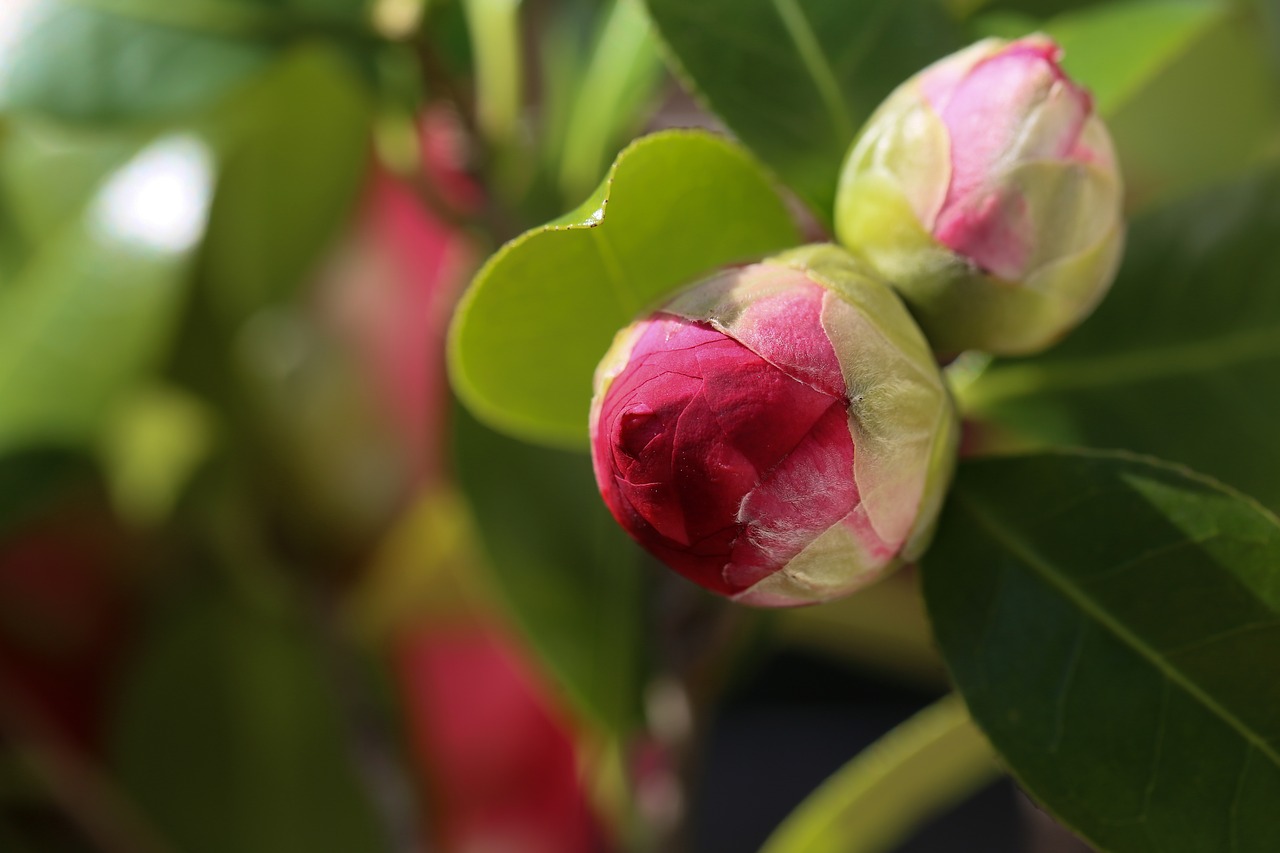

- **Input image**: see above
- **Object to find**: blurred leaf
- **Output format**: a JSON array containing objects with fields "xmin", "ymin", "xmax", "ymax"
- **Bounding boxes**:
[
  {"xmin": 642, "ymin": 0, "xmax": 962, "ymax": 220},
  {"xmin": 0, "ymin": 135, "xmax": 215, "ymax": 457},
  {"xmin": 0, "ymin": 0, "xmax": 376, "ymax": 122},
  {"xmin": 461, "ymin": 0, "xmax": 523, "ymax": 147},
  {"xmin": 0, "ymin": 450, "xmax": 91, "ymax": 536},
  {"xmin": 99, "ymin": 384, "xmax": 215, "ymax": 526},
  {"xmin": 0, "ymin": 119, "xmax": 144, "ymax": 245},
  {"xmin": 449, "ymin": 129, "xmax": 800, "ymax": 449},
  {"xmin": 922, "ymin": 450, "xmax": 1280, "ymax": 852},
  {"xmin": 773, "ymin": 572, "xmax": 946, "ymax": 687},
  {"xmin": 958, "ymin": 170, "xmax": 1280, "ymax": 512},
  {"xmin": 199, "ymin": 45, "xmax": 373, "ymax": 326},
  {"xmin": 111, "ymin": 584, "xmax": 386, "ymax": 853},
  {"xmin": 454, "ymin": 407, "xmax": 649, "ymax": 734},
  {"xmin": 761, "ymin": 694, "xmax": 999, "ymax": 853},
  {"xmin": 557, "ymin": 0, "xmax": 664, "ymax": 200}
]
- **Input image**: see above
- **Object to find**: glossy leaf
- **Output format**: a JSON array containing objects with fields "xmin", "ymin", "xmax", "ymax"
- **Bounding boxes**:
[
  {"xmin": 0, "ymin": 134, "xmax": 216, "ymax": 457},
  {"xmin": 923, "ymin": 450, "xmax": 1280, "ymax": 852},
  {"xmin": 449, "ymin": 129, "xmax": 800, "ymax": 448},
  {"xmin": 199, "ymin": 46, "xmax": 373, "ymax": 325},
  {"xmin": 0, "ymin": 0, "xmax": 375, "ymax": 122},
  {"xmin": 453, "ymin": 407, "xmax": 649, "ymax": 733},
  {"xmin": 111, "ymin": 585, "xmax": 385, "ymax": 853},
  {"xmin": 761, "ymin": 694, "xmax": 999, "ymax": 853},
  {"xmin": 958, "ymin": 170, "xmax": 1280, "ymax": 512},
  {"xmin": 642, "ymin": 0, "xmax": 962, "ymax": 219}
]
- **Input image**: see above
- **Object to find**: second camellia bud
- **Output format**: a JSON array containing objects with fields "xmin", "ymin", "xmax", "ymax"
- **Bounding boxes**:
[
  {"xmin": 589, "ymin": 246, "xmax": 958, "ymax": 607},
  {"xmin": 835, "ymin": 36, "xmax": 1125, "ymax": 356}
]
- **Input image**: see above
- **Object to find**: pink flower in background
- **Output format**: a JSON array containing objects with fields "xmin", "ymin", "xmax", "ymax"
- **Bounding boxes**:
[{"xmin": 394, "ymin": 624, "xmax": 602, "ymax": 853}]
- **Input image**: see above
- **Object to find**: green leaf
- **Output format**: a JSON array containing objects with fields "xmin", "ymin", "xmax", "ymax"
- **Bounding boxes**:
[
  {"xmin": 642, "ymin": 0, "xmax": 962, "ymax": 220},
  {"xmin": 0, "ymin": 450, "xmax": 91, "ymax": 536},
  {"xmin": 198, "ymin": 45, "xmax": 372, "ymax": 326},
  {"xmin": 453, "ymin": 406, "xmax": 649, "ymax": 733},
  {"xmin": 0, "ymin": 134, "xmax": 216, "ymax": 457},
  {"xmin": 957, "ymin": 170, "xmax": 1280, "ymax": 512},
  {"xmin": 761, "ymin": 694, "xmax": 1000, "ymax": 853},
  {"xmin": 0, "ymin": 0, "xmax": 375, "ymax": 122},
  {"xmin": 449, "ymin": 129, "xmax": 800, "ymax": 449},
  {"xmin": 923, "ymin": 450, "xmax": 1280, "ymax": 853},
  {"xmin": 111, "ymin": 584, "xmax": 385, "ymax": 853}
]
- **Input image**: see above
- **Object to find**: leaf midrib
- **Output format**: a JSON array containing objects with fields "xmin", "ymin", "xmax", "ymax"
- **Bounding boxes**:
[
  {"xmin": 768, "ymin": 0, "xmax": 856, "ymax": 141},
  {"xmin": 956, "ymin": 486, "xmax": 1280, "ymax": 771},
  {"xmin": 961, "ymin": 323, "xmax": 1280, "ymax": 410}
]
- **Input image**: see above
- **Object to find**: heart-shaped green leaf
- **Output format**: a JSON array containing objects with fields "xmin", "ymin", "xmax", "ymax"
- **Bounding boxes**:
[
  {"xmin": 923, "ymin": 450, "xmax": 1280, "ymax": 852},
  {"xmin": 448, "ymin": 129, "xmax": 800, "ymax": 449},
  {"xmin": 642, "ymin": 0, "xmax": 963, "ymax": 221},
  {"xmin": 958, "ymin": 170, "xmax": 1280, "ymax": 512}
]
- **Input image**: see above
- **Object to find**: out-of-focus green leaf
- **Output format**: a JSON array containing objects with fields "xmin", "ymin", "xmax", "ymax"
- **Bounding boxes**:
[
  {"xmin": 449, "ymin": 129, "xmax": 800, "ymax": 449},
  {"xmin": 983, "ymin": 0, "xmax": 1280, "ymax": 209},
  {"xmin": 0, "ymin": 450, "xmax": 90, "ymax": 535},
  {"xmin": 0, "ymin": 0, "xmax": 376, "ymax": 122},
  {"xmin": 99, "ymin": 384, "xmax": 215, "ymax": 526},
  {"xmin": 0, "ymin": 120, "xmax": 143, "ymax": 244},
  {"xmin": 111, "ymin": 584, "xmax": 386, "ymax": 853},
  {"xmin": 642, "ymin": 0, "xmax": 962, "ymax": 220},
  {"xmin": 454, "ymin": 407, "xmax": 649, "ymax": 733},
  {"xmin": 958, "ymin": 170, "xmax": 1280, "ymax": 512},
  {"xmin": 557, "ymin": 0, "xmax": 664, "ymax": 200},
  {"xmin": 0, "ymin": 134, "xmax": 216, "ymax": 457},
  {"xmin": 461, "ymin": 0, "xmax": 523, "ymax": 147},
  {"xmin": 923, "ymin": 450, "xmax": 1280, "ymax": 852},
  {"xmin": 199, "ymin": 46, "xmax": 372, "ymax": 326},
  {"xmin": 761, "ymin": 694, "xmax": 999, "ymax": 853}
]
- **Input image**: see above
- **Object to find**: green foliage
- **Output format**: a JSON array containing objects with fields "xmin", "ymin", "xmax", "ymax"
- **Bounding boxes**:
[
  {"xmin": 0, "ymin": 134, "xmax": 215, "ymax": 457},
  {"xmin": 454, "ymin": 407, "xmax": 649, "ymax": 733},
  {"xmin": 923, "ymin": 450, "xmax": 1280, "ymax": 852},
  {"xmin": 761, "ymin": 694, "xmax": 999, "ymax": 853},
  {"xmin": 642, "ymin": 0, "xmax": 963, "ymax": 221},
  {"xmin": 198, "ymin": 45, "xmax": 373, "ymax": 325},
  {"xmin": 0, "ymin": 0, "xmax": 376, "ymax": 123},
  {"xmin": 959, "ymin": 170, "xmax": 1280, "ymax": 511},
  {"xmin": 111, "ymin": 583, "xmax": 386, "ymax": 853},
  {"xmin": 448, "ymin": 129, "xmax": 800, "ymax": 448}
]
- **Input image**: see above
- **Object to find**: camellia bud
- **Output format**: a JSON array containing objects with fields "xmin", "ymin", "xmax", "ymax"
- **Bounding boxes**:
[
  {"xmin": 834, "ymin": 35, "xmax": 1124, "ymax": 356},
  {"xmin": 589, "ymin": 245, "xmax": 958, "ymax": 607}
]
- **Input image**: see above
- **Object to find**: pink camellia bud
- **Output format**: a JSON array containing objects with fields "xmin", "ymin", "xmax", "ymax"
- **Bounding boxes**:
[
  {"xmin": 589, "ymin": 246, "xmax": 958, "ymax": 607},
  {"xmin": 835, "ymin": 36, "xmax": 1124, "ymax": 356}
]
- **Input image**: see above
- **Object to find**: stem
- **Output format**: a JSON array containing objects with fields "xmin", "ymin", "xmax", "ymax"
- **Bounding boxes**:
[
  {"xmin": 639, "ymin": 574, "xmax": 744, "ymax": 853},
  {"xmin": 307, "ymin": 582, "xmax": 428, "ymax": 853},
  {"xmin": 557, "ymin": 0, "xmax": 662, "ymax": 200},
  {"xmin": 759, "ymin": 693, "xmax": 1001, "ymax": 853},
  {"xmin": 460, "ymin": 0, "xmax": 524, "ymax": 148},
  {"xmin": 0, "ymin": 683, "xmax": 175, "ymax": 853}
]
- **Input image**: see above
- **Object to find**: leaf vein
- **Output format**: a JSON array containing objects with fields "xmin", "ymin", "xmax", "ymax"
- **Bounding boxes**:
[
  {"xmin": 956, "ymin": 490, "xmax": 1280, "ymax": 772},
  {"xmin": 767, "ymin": 0, "xmax": 855, "ymax": 141}
]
